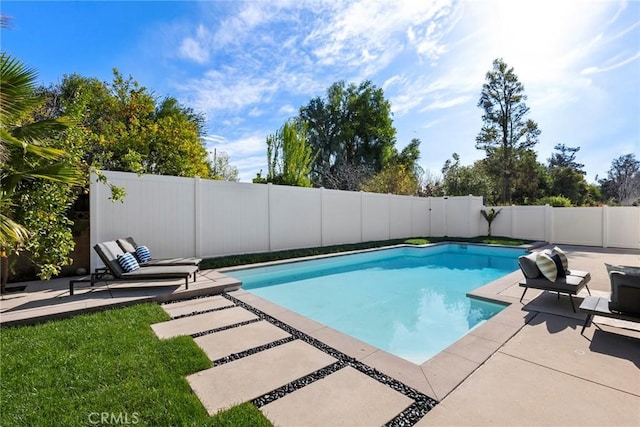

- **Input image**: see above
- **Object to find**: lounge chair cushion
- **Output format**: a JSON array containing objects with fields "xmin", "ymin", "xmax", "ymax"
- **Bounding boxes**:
[
  {"xmin": 117, "ymin": 252, "xmax": 140, "ymax": 272},
  {"xmin": 119, "ymin": 265, "xmax": 198, "ymax": 279},
  {"xmin": 116, "ymin": 237, "xmax": 201, "ymax": 267},
  {"xmin": 518, "ymin": 254, "xmax": 540, "ymax": 279},
  {"xmin": 552, "ymin": 246, "xmax": 569, "ymax": 271},
  {"xmin": 605, "ymin": 263, "xmax": 640, "ymax": 276},
  {"xmin": 567, "ymin": 269, "xmax": 589, "ymax": 280},
  {"xmin": 117, "ymin": 237, "xmax": 138, "ymax": 254},
  {"xmin": 609, "ymin": 271, "xmax": 640, "ymax": 315},
  {"xmin": 536, "ymin": 252, "xmax": 558, "ymax": 282},
  {"xmin": 523, "ymin": 274, "xmax": 586, "ymax": 293},
  {"xmin": 135, "ymin": 245, "xmax": 152, "ymax": 263}
]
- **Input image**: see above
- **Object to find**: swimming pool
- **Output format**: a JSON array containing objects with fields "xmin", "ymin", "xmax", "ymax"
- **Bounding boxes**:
[{"xmin": 226, "ymin": 244, "xmax": 524, "ymax": 364}]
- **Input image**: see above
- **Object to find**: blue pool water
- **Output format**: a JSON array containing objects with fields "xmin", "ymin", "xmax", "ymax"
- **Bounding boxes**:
[{"xmin": 227, "ymin": 244, "xmax": 524, "ymax": 364}]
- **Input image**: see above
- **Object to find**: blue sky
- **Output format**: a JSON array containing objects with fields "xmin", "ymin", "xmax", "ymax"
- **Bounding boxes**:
[{"xmin": 3, "ymin": 0, "xmax": 639, "ymax": 183}]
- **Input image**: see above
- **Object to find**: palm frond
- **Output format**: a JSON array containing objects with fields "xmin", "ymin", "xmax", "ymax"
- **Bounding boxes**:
[
  {"xmin": 0, "ymin": 128, "xmax": 67, "ymax": 160},
  {"xmin": 0, "ymin": 53, "xmax": 40, "ymax": 124},
  {"xmin": 0, "ymin": 210, "xmax": 30, "ymax": 248},
  {"xmin": 11, "ymin": 117, "xmax": 76, "ymax": 143}
]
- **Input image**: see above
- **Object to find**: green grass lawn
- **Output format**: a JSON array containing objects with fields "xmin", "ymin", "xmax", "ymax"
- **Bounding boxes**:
[
  {"xmin": 200, "ymin": 235, "xmax": 531, "ymax": 270},
  {"xmin": 0, "ymin": 304, "xmax": 272, "ymax": 427}
]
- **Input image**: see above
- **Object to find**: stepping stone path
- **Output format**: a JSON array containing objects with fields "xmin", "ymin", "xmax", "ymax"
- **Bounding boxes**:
[{"xmin": 152, "ymin": 294, "xmax": 438, "ymax": 426}]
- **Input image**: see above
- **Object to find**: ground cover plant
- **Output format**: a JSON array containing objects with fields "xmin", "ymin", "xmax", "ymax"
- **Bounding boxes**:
[
  {"xmin": 0, "ymin": 303, "xmax": 272, "ymax": 427},
  {"xmin": 200, "ymin": 236, "xmax": 531, "ymax": 270}
]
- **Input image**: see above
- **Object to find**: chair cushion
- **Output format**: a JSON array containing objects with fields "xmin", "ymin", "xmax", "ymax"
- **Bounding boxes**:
[
  {"xmin": 552, "ymin": 246, "xmax": 569, "ymax": 271},
  {"xmin": 605, "ymin": 263, "xmax": 640, "ymax": 276},
  {"xmin": 117, "ymin": 252, "xmax": 140, "ymax": 272},
  {"xmin": 135, "ymin": 245, "xmax": 152, "ymax": 263},
  {"xmin": 609, "ymin": 271, "xmax": 640, "ymax": 315},
  {"xmin": 518, "ymin": 254, "xmax": 540, "ymax": 279},
  {"xmin": 116, "ymin": 237, "xmax": 137, "ymax": 254},
  {"xmin": 536, "ymin": 252, "xmax": 558, "ymax": 282}
]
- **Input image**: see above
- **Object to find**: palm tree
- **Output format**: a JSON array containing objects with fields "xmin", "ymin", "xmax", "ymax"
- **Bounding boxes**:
[
  {"xmin": 480, "ymin": 208, "xmax": 502, "ymax": 237},
  {"xmin": 0, "ymin": 52, "xmax": 81, "ymax": 291}
]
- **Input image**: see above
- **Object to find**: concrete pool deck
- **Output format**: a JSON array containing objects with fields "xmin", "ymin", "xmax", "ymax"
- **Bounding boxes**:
[{"xmin": 1, "ymin": 245, "xmax": 639, "ymax": 425}]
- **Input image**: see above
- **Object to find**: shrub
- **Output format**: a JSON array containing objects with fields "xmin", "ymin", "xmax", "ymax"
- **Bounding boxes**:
[{"xmin": 535, "ymin": 196, "xmax": 572, "ymax": 207}]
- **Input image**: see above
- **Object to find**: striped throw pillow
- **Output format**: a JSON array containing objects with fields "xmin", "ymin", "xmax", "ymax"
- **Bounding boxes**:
[
  {"xmin": 135, "ymin": 245, "xmax": 152, "ymax": 263},
  {"xmin": 552, "ymin": 246, "xmax": 569, "ymax": 271},
  {"xmin": 117, "ymin": 252, "xmax": 140, "ymax": 272},
  {"xmin": 536, "ymin": 252, "xmax": 558, "ymax": 282}
]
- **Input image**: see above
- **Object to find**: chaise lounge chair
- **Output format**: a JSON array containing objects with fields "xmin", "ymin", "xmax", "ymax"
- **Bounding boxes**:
[
  {"xmin": 518, "ymin": 249, "xmax": 591, "ymax": 312},
  {"xmin": 579, "ymin": 268, "xmax": 640, "ymax": 334},
  {"xmin": 116, "ymin": 237, "xmax": 202, "ymax": 267},
  {"xmin": 69, "ymin": 241, "xmax": 199, "ymax": 295}
]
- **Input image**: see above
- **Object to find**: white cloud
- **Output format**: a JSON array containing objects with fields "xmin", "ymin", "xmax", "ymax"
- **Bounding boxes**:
[
  {"xmin": 306, "ymin": 0, "xmax": 455, "ymax": 69},
  {"xmin": 202, "ymin": 134, "xmax": 226, "ymax": 145},
  {"xmin": 278, "ymin": 104, "xmax": 297, "ymax": 115},
  {"xmin": 179, "ymin": 37, "xmax": 209, "ymax": 63},
  {"xmin": 421, "ymin": 95, "xmax": 472, "ymax": 112},
  {"xmin": 208, "ymin": 134, "xmax": 266, "ymax": 157},
  {"xmin": 178, "ymin": 69, "xmax": 277, "ymax": 116},
  {"xmin": 178, "ymin": 24, "xmax": 212, "ymax": 63},
  {"xmin": 581, "ymin": 52, "xmax": 640, "ymax": 74}
]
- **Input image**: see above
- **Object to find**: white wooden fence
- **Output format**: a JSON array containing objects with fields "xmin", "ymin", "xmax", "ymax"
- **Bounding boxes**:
[{"xmin": 90, "ymin": 171, "xmax": 640, "ymax": 270}]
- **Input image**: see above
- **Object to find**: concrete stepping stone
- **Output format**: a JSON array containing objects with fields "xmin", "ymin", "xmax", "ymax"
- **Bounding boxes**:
[
  {"xmin": 152, "ymin": 306, "xmax": 257, "ymax": 339},
  {"xmin": 261, "ymin": 366, "xmax": 413, "ymax": 426},
  {"xmin": 187, "ymin": 340, "xmax": 336, "ymax": 414},
  {"xmin": 195, "ymin": 320, "xmax": 291, "ymax": 361},
  {"xmin": 162, "ymin": 295, "xmax": 235, "ymax": 318}
]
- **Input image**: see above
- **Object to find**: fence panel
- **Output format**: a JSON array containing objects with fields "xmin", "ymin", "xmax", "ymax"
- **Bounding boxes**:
[
  {"xmin": 362, "ymin": 193, "xmax": 390, "ymax": 242},
  {"xmin": 199, "ymin": 180, "xmax": 269, "ymax": 257},
  {"xmin": 389, "ymin": 195, "xmax": 413, "ymax": 239},
  {"xmin": 429, "ymin": 197, "xmax": 446, "ymax": 237},
  {"xmin": 322, "ymin": 189, "xmax": 362, "ymax": 246},
  {"xmin": 90, "ymin": 171, "xmax": 196, "ymax": 269},
  {"xmin": 91, "ymin": 171, "xmax": 639, "ymax": 271},
  {"xmin": 552, "ymin": 207, "xmax": 603, "ymax": 247},
  {"xmin": 605, "ymin": 207, "xmax": 639, "ymax": 249},
  {"xmin": 512, "ymin": 206, "xmax": 547, "ymax": 241},
  {"xmin": 411, "ymin": 197, "xmax": 430, "ymax": 237},
  {"xmin": 269, "ymin": 185, "xmax": 322, "ymax": 251}
]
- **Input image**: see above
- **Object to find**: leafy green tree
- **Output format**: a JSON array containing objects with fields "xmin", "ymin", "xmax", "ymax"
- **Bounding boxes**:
[
  {"xmin": 512, "ymin": 149, "xmax": 550, "ymax": 205},
  {"xmin": 476, "ymin": 58, "xmax": 541, "ymax": 204},
  {"xmin": 361, "ymin": 164, "xmax": 419, "ymax": 195},
  {"xmin": 545, "ymin": 143, "xmax": 588, "ymax": 205},
  {"xmin": 599, "ymin": 154, "xmax": 640, "ymax": 205},
  {"xmin": 441, "ymin": 154, "xmax": 497, "ymax": 203},
  {"xmin": 548, "ymin": 167, "xmax": 588, "ymax": 205},
  {"xmin": 0, "ymin": 53, "xmax": 81, "ymax": 287},
  {"xmin": 299, "ymin": 80, "xmax": 396, "ymax": 189},
  {"xmin": 43, "ymin": 71, "xmax": 213, "ymax": 178},
  {"xmin": 211, "ymin": 149, "xmax": 239, "ymax": 181},
  {"xmin": 259, "ymin": 119, "xmax": 314, "ymax": 187},
  {"xmin": 361, "ymin": 138, "xmax": 423, "ymax": 195},
  {"xmin": 548, "ymin": 143, "xmax": 585, "ymax": 173}
]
